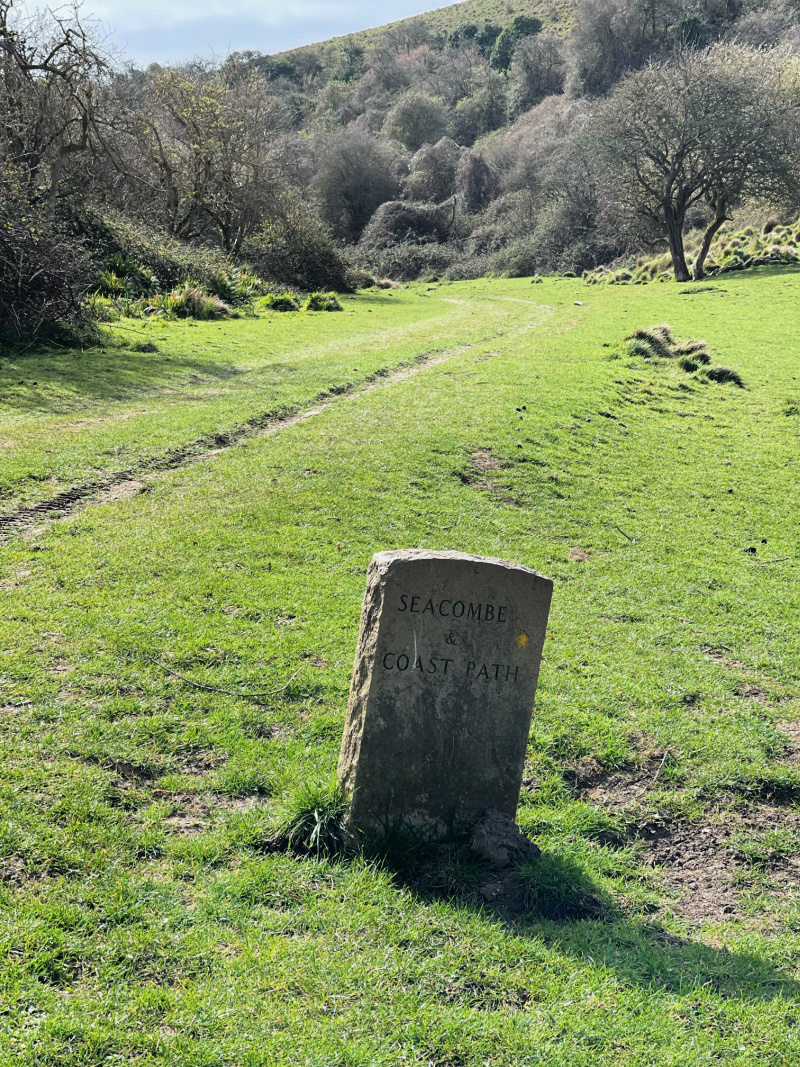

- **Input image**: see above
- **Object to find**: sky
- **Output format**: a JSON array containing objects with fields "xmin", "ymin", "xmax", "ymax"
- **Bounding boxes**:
[{"xmin": 77, "ymin": 0, "xmax": 456, "ymax": 66}]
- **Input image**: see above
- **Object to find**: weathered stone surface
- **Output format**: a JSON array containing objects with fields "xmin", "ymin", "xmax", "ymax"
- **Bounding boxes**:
[
  {"xmin": 469, "ymin": 808, "xmax": 540, "ymax": 868},
  {"xmin": 338, "ymin": 549, "xmax": 553, "ymax": 838}
]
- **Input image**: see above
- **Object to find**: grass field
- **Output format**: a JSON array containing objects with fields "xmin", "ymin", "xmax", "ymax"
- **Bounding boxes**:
[{"xmin": 2, "ymin": 270, "xmax": 800, "ymax": 1065}]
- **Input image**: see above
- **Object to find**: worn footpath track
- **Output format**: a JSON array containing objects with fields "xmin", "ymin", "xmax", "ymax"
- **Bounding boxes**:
[{"xmin": 0, "ymin": 311, "xmax": 551, "ymax": 538}]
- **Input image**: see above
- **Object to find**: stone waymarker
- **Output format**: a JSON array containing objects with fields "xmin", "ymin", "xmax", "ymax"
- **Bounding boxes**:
[{"xmin": 338, "ymin": 549, "xmax": 553, "ymax": 838}]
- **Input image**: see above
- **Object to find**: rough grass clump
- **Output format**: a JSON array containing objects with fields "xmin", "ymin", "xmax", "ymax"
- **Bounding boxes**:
[
  {"xmin": 206, "ymin": 268, "xmax": 266, "ymax": 306},
  {"xmin": 262, "ymin": 293, "xmax": 300, "ymax": 312},
  {"xmin": 304, "ymin": 292, "xmax": 343, "ymax": 312},
  {"xmin": 675, "ymin": 340, "xmax": 710, "ymax": 360},
  {"xmin": 275, "ymin": 780, "xmax": 347, "ymax": 857},
  {"xmin": 704, "ymin": 365, "xmax": 745, "ymax": 387},
  {"xmin": 627, "ymin": 325, "xmax": 676, "ymax": 360},
  {"xmin": 623, "ymin": 324, "xmax": 744, "ymax": 386},
  {"xmin": 131, "ymin": 286, "xmax": 232, "ymax": 320}
]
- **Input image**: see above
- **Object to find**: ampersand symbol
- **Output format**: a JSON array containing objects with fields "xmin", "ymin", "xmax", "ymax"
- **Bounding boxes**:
[{"xmin": 445, "ymin": 631, "xmax": 457, "ymax": 645}]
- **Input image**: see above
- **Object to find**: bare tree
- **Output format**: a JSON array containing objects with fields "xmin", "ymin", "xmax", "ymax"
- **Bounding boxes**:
[
  {"xmin": 314, "ymin": 132, "xmax": 401, "ymax": 241},
  {"xmin": 590, "ymin": 44, "xmax": 800, "ymax": 280},
  {"xmin": 113, "ymin": 62, "xmax": 287, "ymax": 251},
  {"xmin": 509, "ymin": 34, "xmax": 566, "ymax": 114},
  {"xmin": 0, "ymin": 0, "xmax": 111, "ymax": 215}
]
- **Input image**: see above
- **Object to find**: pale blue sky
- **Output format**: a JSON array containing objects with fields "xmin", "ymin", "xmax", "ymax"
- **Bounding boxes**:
[{"xmin": 83, "ymin": 1, "xmax": 455, "ymax": 65}]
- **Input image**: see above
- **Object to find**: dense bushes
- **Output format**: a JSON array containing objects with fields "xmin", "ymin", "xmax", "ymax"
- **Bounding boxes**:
[
  {"xmin": 243, "ymin": 209, "xmax": 353, "ymax": 292},
  {"xmin": 358, "ymin": 242, "xmax": 458, "ymax": 281},
  {"xmin": 64, "ymin": 207, "xmax": 243, "ymax": 295},
  {"xmin": 360, "ymin": 201, "xmax": 451, "ymax": 250},
  {"xmin": 0, "ymin": 181, "xmax": 91, "ymax": 342}
]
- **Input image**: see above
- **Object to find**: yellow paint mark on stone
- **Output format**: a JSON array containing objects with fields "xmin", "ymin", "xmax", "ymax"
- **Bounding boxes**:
[{"xmin": 517, "ymin": 633, "xmax": 529, "ymax": 648}]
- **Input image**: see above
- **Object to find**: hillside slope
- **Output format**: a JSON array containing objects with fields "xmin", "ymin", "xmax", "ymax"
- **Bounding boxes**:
[{"xmin": 275, "ymin": 0, "xmax": 574, "ymax": 59}]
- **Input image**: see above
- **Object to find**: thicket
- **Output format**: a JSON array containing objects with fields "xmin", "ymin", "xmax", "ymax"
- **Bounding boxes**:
[{"xmin": 4, "ymin": 0, "xmax": 800, "ymax": 341}]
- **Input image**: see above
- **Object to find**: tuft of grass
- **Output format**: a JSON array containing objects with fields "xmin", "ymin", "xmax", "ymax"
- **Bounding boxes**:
[
  {"xmin": 624, "ymin": 324, "xmax": 742, "ymax": 385},
  {"xmin": 704, "ymin": 365, "xmax": 745, "ymax": 388},
  {"xmin": 627, "ymin": 325, "xmax": 676, "ymax": 360},
  {"xmin": 275, "ymin": 778, "xmax": 347, "ymax": 857}
]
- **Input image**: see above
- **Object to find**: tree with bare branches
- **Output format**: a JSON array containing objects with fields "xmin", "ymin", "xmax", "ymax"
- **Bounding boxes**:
[
  {"xmin": 590, "ymin": 44, "xmax": 800, "ymax": 280},
  {"xmin": 0, "ymin": 0, "xmax": 110, "ymax": 215}
]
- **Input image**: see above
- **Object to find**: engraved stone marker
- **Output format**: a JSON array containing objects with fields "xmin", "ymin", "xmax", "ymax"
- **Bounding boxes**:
[{"xmin": 338, "ymin": 549, "xmax": 553, "ymax": 838}]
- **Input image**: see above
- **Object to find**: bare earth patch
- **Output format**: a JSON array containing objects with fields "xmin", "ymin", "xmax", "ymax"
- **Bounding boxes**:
[
  {"xmin": 94, "ymin": 479, "xmax": 147, "ymax": 505},
  {"xmin": 471, "ymin": 449, "xmax": 499, "ymax": 472},
  {"xmin": 738, "ymin": 682, "xmax": 769, "ymax": 703},
  {"xmin": 568, "ymin": 548, "xmax": 591, "ymax": 562},
  {"xmin": 642, "ymin": 821, "xmax": 740, "ymax": 923},
  {"xmin": 564, "ymin": 756, "xmax": 800, "ymax": 925},
  {"xmin": 463, "ymin": 450, "xmax": 523, "ymax": 507},
  {"xmin": 163, "ymin": 793, "xmax": 265, "ymax": 834}
]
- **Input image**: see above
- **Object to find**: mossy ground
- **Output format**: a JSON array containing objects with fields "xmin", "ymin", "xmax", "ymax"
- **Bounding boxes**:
[{"xmin": 1, "ymin": 270, "xmax": 800, "ymax": 1064}]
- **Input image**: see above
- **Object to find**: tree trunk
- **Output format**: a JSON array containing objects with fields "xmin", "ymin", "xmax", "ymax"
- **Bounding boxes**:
[
  {"xmin": 47, "ymin": 156, "xmax": 63, "ymax": 221},
  {"xmin": 665, "ymin": 207, "xmax": 690, "ymax": 282},
  {"xmin": 692, "ymin": 199, "xmax": 728, "ymax": 280}
]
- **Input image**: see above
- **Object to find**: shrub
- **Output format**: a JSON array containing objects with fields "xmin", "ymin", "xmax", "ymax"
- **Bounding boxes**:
[
  {"xmin": 359, "ymin": 201, "xmax": 450, "ymax": 251},
  {"xmin": 304, "ymin": 292, "xmax": 343, "ymax": 312},
  {"xmin": 488, "ymin": 236, "xmax": 539, "ymax": 277},
  {"xmin": 95, "ymin": 270, "xmax": 133, "ymax": 297},
  {"xmin": 359, "ymin": 242, "xmax": 457, "ymax": 282},
  {"xmin": 63, "ymin": 205, "xmax": 233, "ymax": 291},
  {"xmin": 0, "ymin": 179, "xmax": 92, "ymax": 342},
  {"xmin": 383, "ymin": 94, "xmax": 450, "ymax": 152},
  {"xmin": 345, "ymin": 265, "xmax": 377, "ymax": 290},
  {"xmin": 243, "ymin": 210, "xmax": 352, "ymax": 292}
]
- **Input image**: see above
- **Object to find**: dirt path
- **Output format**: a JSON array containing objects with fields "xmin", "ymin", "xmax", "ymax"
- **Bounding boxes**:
[{"xmin": 0, "ymin": 339, "xmax": 496, "ymax": 538}]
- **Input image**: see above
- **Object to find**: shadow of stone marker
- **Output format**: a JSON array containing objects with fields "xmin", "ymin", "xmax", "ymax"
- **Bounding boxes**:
[{"xmin": 338, "ymin": 549, "xmax": 553, "ymax": 839}]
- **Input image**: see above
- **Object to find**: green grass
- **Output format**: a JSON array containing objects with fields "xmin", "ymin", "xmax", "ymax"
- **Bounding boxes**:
[
  {"xmin": 2, "ymin": 269, "xmax": 800, "ymax": 1064},
  {"xmin": 277, "ymin": 0, "xmax": 574, "ymax": 63}
]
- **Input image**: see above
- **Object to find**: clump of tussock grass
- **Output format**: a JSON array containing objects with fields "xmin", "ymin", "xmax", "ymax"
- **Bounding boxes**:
[
  {"xmin": 704, "ymin": 366, "xmax": 745, "ymax": 388},
  {"xmin": 274, "ymin": 778, "xmax": 347, "ymax": 857},
  {"xmin": 621, "ymin": 324, "xmax": 744, "ymax": 385},
  {"xmin": 261, "ymin": 292, "xmax": 300, "ymax": 312},
  {"xmin": 626, "ymin": 324, "xmax": 676, "ymax": 360},
  {"xmin": 675, "ymin": 340, "xmax": 710, "ymax": 359}
]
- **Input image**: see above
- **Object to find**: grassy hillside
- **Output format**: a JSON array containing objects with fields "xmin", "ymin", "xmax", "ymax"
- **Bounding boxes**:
[
  {"xmin": 277, "ymin": 0, "xmax": 574, "ymax": 60},
  {"xmin": 2, "ymin": 269, "xmax": 800, "ymax": 1063},
  {"xmin": 352, "ymin": 0, "xmax": 574, "ymax": 47}
]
